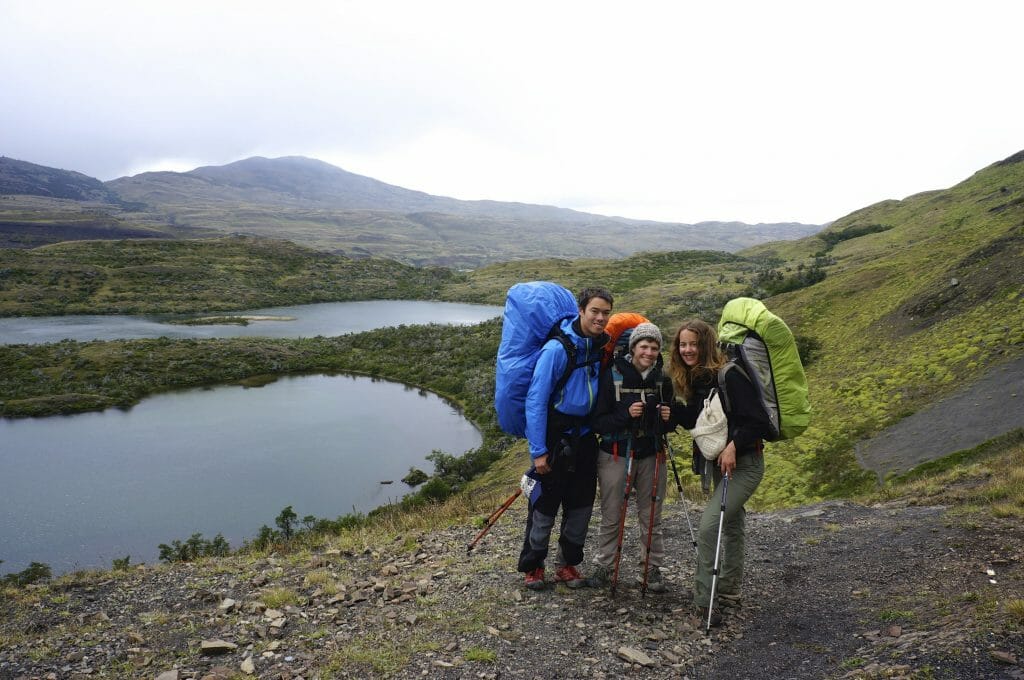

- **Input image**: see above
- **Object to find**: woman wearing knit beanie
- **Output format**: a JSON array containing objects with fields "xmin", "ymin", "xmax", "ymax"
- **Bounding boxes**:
[{"xmin": 588, "ymin": 321, "xmax": 677, "ymax": 593}]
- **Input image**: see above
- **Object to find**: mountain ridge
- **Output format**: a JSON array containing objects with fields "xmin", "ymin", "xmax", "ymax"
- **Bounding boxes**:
[
  {"xmin": 1, "ymin": 154, "xmax": 820, "ymax": 265},
  {"xmin": 0, "ymin": 156, "xmax": 121, "ymax": 204}
]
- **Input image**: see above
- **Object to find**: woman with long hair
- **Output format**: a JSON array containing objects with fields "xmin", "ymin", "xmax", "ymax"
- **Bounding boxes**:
[{"xmin": 668, "ymin": 319, "xmax": 772, "ymax": 627}]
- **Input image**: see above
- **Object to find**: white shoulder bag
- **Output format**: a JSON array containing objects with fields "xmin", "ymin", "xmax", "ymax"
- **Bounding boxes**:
[{"xmin": 689, "ymin": 388, "xmax": 729, "ymax": 460}]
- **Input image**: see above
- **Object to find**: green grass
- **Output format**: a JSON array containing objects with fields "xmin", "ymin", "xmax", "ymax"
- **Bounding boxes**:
[
  {"xmin": 260, "ymin": 587, "xmax": 300, "ymax": 608},
  {"xmin": 464, "ymin": 646, "xmax": 497, "ymax": 662},
  {"xmin": 877, "ymin": 609, "xmax": 915, "ymax": 622},
  {"xmin": 1006, "ymin": 599, "xmax": 1024, "ymax": 625}
]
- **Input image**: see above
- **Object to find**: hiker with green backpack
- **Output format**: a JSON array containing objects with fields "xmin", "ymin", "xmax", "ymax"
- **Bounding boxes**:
[
  {"xmin": 668, "ymin": 318, "xmax": 774, "ymax": 627},
  {"xmin": 669, "ymin": 299, "xmax": 810, "ymax": 629},
  {"xmin": 589, "ymin": 322, "xmax": 676, "ymax": 594}
]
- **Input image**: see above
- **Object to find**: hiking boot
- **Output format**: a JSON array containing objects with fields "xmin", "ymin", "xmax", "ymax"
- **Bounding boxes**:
[
  {"xmin": 524, "ymin": 567, "xmax": 546, "ymax": 590},
  {"xmin": 645, "ymin": 568, "xmax": 666, "ymax": 594},
  {"xmin": 554, "ymin": 565, "xmax": 586, "ymax": 588},
  {"xmin": 697, "ymin": 605, "xmax": 723, "ymax": 628},
  {"xmin": 586, "ymin": 564, "xmax": 611, "ymax": 588}
]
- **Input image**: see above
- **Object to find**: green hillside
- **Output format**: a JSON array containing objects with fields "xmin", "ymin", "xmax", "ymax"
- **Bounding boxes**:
[
  {"xmin": 0, "ymin": 236, "xmax": 459, "ymax": 316},
  {"xmin": 442, "ymin": 150, "xmax": 1024, "ymax": 504},
  {"xmin": 753, "ymin": 150, "xmax": 1024, "ymax": 501}
]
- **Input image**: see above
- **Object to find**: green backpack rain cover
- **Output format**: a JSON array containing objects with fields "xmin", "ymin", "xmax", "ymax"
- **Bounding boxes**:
[{"xmin": 717, "ymin": 297, "xmax": 810, "ymax": 440}]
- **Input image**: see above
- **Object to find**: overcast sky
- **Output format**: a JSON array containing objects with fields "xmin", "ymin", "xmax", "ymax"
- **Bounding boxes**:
[{"xmin": 1, "ymin": 1, "xmax": 1021, "ymax": 225}]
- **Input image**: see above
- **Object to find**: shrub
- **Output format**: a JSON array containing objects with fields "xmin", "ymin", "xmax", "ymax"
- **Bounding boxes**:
[
  {"xmin": 158, "ymin": 533, "xmax": 230, "ymax": 562},
  {"xmin": 2, "ymin": 561, "xmax": 52, "ymax": 586}
]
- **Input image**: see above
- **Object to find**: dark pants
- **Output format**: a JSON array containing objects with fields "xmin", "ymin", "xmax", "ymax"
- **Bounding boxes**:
[{"xmin": 518, "ymin": 431, "xmax": 598, "ymax": 572}]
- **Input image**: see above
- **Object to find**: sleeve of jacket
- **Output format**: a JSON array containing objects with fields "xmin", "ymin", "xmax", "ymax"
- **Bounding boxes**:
[
  {"xmin": 725, "ymin": 367, "xmax": 774, "ymax": 451},
  {"xmin": 670, "ymin": 395, "xmax": 702, "ymax": 430},
  {"xmin": 591, "ymin": 367, "xmax": 629, "ymax": 435},
  {"xmin": 525, "ymin": 340, "xmax": 565, "ymax": 458},
  {"xmin": 660, "ymin": 377, "xmax": 680, "ymax": 432}
]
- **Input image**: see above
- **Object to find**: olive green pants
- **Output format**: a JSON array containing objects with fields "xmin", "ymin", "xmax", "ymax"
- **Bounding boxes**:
[{"xmin": 693, "ymin": 452, "xmax": 764, "ymax": 608}]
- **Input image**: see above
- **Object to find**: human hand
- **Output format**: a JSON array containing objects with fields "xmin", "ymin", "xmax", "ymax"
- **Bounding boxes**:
[
  {"xmin": 718, "ymin": 443, "xmax": 737, "ymax": 478},
  {"xmin": 534, "ymin": 454, "xmax": 551, "ymax": 475}
]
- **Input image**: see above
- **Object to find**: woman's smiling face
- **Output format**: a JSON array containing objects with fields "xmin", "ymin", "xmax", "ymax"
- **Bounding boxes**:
[
  {"xmin": 677, "ymin": 329, "xmax": 701, "ymax": 367},
  {"xmin": 631, "ymin": 339, "xmax": 660, "ymax": 371}
]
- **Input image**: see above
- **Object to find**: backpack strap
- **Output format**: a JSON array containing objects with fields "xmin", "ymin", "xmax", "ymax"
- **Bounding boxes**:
[
  {"xmin": 612, "ymin": 361, "xmax": 667, "ymax": 404},
  {"xmin": 611, "ymin": 363, "xmax": 624, "ymax": 401},
  {"xmin": 720, "ymin": 360, "xmax": 753, "ymax": 413},
  {"xmin": 716, "ymin": 361, "xmax": 749, "ymax": 414},
  {"xmin": 547, "ymin": 325, "xmax": 604, "ymax": 419},
  {"xmin": 548, "ymin": 327, "xmax": 578, "ymax": 404}
]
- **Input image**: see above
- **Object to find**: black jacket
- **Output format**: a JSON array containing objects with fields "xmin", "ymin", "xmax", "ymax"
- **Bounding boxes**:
[
  {"xmin": 592, "ymin": 355, "xmax": 676, "ymax": 459},
  {"xmin": 672, "ymin": 365, "xmax": 773, "ymax": 457}
]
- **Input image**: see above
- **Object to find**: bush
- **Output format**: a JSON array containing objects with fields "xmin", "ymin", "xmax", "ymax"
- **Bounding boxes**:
[
  {"xmin": 2, "ymin": 561, "xmax": 52, "ymax": 586},
  {"xmin": 157, "ymin": 533, "xmax": 230, "ymax": 562},
  {"xmin": 794, "ymin": 333, "xmax": 823, "ymax": 367}
]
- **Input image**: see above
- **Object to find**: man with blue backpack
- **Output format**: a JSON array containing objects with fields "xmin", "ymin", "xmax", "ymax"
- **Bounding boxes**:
[{"xmin": 514, "ymin": 286, "xmax": 613, "ymax": 590}]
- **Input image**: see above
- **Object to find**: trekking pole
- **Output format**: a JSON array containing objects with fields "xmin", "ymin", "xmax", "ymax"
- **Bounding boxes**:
[
  {"xmin": 640, "ymin": 447, "xmax": 664, "ymax": 597},
  {"xmin": 610, "ymin": 441, "xmax": 637, "ymax": 596},
  {"xmin": 466, "ymin": 488, "xmax": 522, "ymax": 554},
  {"xmin": 706, "ymin": 474, "xmax": 730, "ymax": 634},
  {"xmin": 664, "ymin": 435, "xmax": 698, "ymax": 558}
]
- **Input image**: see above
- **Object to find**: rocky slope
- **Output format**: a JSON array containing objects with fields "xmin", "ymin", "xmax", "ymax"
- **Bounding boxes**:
[{"xmin": 2, "ymin": 489, "xmax": 1022, "ymax": 679}]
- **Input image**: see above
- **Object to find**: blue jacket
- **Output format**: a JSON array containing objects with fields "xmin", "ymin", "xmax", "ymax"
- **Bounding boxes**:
[{"xmin": 525, "ymin": 317, "xmax": 606, "ymax": 458}]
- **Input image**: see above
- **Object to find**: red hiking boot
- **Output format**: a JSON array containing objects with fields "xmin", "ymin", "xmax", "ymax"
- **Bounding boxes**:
[
  {"xmin": 554, "ymin": 565, "xmax": 586, "ymax": 588},
  {"xmin": 524, "ymin": 567, "xmax": 546, "ymax": 590}
]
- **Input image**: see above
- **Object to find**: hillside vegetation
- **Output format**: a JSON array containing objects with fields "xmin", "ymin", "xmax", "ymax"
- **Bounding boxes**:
[{"xmin": 0, "ymin": 236, "xmax": 458, "ymax": 316}]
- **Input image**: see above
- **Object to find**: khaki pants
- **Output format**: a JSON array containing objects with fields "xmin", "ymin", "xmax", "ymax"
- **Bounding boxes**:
[
  {"xmin": 693, "ymin": 452, "xmax": 764, "ymax": 607},
  {"xmin": 592, "ymin": 450, "xmax": 666, "ymax": 570}
]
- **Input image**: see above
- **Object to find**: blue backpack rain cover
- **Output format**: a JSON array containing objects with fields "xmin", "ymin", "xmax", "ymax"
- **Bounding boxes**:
[{"xmin": 495, "ymin": 282, "xmax": 579, "ymax": 437}]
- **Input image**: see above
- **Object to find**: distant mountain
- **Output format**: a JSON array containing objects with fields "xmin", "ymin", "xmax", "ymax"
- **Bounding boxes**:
[
  {"xmin": 0, "ymin": 156, "xmax": 121, "ymax": 203},
  {"xmin": 0, "ymin": 154, "xmax": 821, "ymax": 264},
  {"xmin": 103, "ymin": 156, "xmax": 821, "ymax": 266},
  {"xmin": 110, "ymin": 155, "xmax": 597, "ymax": 223}
]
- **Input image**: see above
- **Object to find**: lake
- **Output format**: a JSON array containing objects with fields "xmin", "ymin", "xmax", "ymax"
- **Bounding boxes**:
[
  {"xmin": 0, "ymin": 300, "xmax": 502, "ymax": 344},
  {"xmin": 0, "ymin": 299, "xmax": 503, "ymax": 576},
  {"xmin": 0, "ymin": 373, "xmax": 481, "ymax": 575}
]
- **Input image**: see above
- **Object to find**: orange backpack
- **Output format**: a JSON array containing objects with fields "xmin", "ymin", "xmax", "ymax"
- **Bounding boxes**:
[{"xmin": 601, "ymin": 312, "xmax": 650, "ymax": 367}]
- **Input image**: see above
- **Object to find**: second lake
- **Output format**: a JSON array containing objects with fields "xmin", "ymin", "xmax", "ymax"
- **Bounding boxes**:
[{"xmin": 0, "ymin": 373, "xmax": 482, "ymax": 575}]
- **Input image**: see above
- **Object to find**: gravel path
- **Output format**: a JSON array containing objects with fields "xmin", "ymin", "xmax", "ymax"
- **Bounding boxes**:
[
  {"xmin": 2, "ymin": 491, "xmax": 1022, "ymax": 679},
  {"xmin": 856, "ymin": 355, "xmax": 1024, "ymax": 480}
]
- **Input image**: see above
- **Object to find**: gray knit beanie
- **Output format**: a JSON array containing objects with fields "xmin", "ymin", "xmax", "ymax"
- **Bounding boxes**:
[{"xmin": 628, "ymin": 322, "xmax": 663, "ymax": 352}]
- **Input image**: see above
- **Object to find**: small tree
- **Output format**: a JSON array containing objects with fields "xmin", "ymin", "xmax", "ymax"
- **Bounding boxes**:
[
  {"xmin": 252, "ymin": 525, "xmax": 280, "ymax": 551},
  {"xmin": 276, "ymin": 506, "xmax": 298, "ymax": 541}
]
